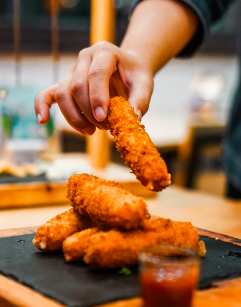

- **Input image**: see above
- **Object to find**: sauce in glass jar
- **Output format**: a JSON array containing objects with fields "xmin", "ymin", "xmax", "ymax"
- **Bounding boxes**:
[
  {"xmin": 139, "ymin": 244, "xmax": 200, "ymax": 307},
  {"xmin": 141, "ymin": 268, "xmax": 198, "ymax": 307}
]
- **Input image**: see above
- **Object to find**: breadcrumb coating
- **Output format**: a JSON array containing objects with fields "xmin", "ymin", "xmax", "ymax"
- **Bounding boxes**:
[
  {"xmin": 63, "ymin": 228, "xmax": 100, "ymax": 262},
  {"xmin": 32, "ymin": 208, "xmax": 91, "ymax": 251},
  {"xmin": 106, "ymin": 96, "xmax": 171, "ymax": 192},
  {"xmin": 67, "ymin": 173, "xmax": 150, "ymax": 230},
  {"xmin": 62, "ymin": 218, "xmax": 205, "ymax": 269}
]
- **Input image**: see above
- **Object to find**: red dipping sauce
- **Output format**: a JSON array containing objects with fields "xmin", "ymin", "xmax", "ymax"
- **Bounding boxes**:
[
  {"xmin": 141, "ymin": 268, "xmax": 198, "ymax": 307},
  {"xmin": 139, "ymin": 244, "xmax": 200, "ymax": 307}
]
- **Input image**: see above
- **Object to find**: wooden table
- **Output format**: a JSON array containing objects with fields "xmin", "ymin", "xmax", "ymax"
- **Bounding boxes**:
[
  {"xmin": 0, "ymin": 153, "xmax": 155, "ymax": 210},
  {"xmin": 1, "ymin": 186, "xmax": 241, "ymax": 306},
  {"xmin": 1, "ymin": 185, "xmax": 241, "ymax": 234},
  {"xmin": 60, "ymin": 115, "xmax": 189, "ymax": 152}
]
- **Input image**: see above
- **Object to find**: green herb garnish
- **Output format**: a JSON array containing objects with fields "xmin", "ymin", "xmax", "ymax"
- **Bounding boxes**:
[{"xmin": 118, "ymin": 267, "xmax": 132, "ymax": 276}]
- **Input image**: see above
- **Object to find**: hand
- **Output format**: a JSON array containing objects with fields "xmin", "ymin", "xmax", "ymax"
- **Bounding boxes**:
[{"xmin": 35, "ymin": 42, "xmax": 153, "ymax": 135}]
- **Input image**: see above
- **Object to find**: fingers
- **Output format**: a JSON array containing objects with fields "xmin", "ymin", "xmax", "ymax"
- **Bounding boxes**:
[
  {"xmin": 88, "ymin": 43, "xmax": 118, "ymax": 122},
  {"xmin": 71, "ymin": 50, "xmax": 107, "ymax": 130},
  {"xmin": 128, "ymin": 75, "xmax": 153, "ymax": 120},
  {"xmin": 35, "ymin": 84, "xmax": 58, "ymax": 124},
  {"xmin": 35, "ymin": 43, "xmax": 151, "ymax": 134},
  {"xmin": 56, "ymin": 68, "xmax": 96, "ymax": 135}
]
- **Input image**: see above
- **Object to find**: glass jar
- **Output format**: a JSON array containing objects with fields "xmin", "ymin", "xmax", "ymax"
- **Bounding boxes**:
[{"xmin": 139, "ymin": 244, "xmax": 200, "ymax": 307}]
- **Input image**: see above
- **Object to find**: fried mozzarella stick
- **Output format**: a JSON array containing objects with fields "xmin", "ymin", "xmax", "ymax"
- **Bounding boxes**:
[
  {"xmin": 67, "ymin": 173, "xmax": 150, "ymax": 230},
  {"xmin": 63, "ymin": 218, "xmax": 205, "ymax": 269},
  {"xmin": 63, "ymin": 228, "xmax": 100, "ymax": 262},
  {"xmin": 32, "ymin": 208, "xmax": 92, "ymax": 251},
  {"xmin": 106, "ymin": 96, "xmax": 171, "ymax": 192}
]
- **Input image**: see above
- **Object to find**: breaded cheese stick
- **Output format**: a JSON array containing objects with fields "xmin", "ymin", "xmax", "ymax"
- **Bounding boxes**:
[
  {"xmin": 32, "ymin": 208, "xmax": 92, "ymax": 251},
  {"xmin": 106, "ymin": 96, "xmax": 171, "ymax": 192},
  {"xmin": 83, "ymin": 218, "xmax": 204, "ymax": 269},
  {"xmin": 62, "ymin": 218, "xmax": 205, "ymax": 269},
  {"xmin": 63, "ymin": 228, "xmax": 100, "ymax": 262},
  {"xmin": 67, "ymin": 173, "xmax": 150, "ymax": 230}
]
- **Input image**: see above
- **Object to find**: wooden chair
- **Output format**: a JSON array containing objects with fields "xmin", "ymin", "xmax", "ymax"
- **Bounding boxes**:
[{"xmin": 174, "ymin": 120, "xmax": 225, "ymax": 191}]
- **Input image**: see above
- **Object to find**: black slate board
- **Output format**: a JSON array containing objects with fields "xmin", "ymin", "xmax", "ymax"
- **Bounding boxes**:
[{"xmin": 1, "ymin": 234, "xmax": 241, "ymax": 307}]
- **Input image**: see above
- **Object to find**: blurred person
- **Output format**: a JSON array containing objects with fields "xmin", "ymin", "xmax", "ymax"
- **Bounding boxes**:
[{"xmin": 35, "ymin": 0, "xmax": 240, "ymax": 198}]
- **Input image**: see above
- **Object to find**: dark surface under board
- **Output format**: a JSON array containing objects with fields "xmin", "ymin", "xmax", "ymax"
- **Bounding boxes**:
[
  {"xmin": 1, "ymin": 234, "xmax": 241, "ymax": 307},
  {"xmin": 0, "ymin": 173, "xmax": 47, "ymax": 184}
]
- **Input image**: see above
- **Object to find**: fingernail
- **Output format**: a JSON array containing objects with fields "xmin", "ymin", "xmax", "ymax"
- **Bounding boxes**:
[
  {"xmin": 94, "ymin": 107, "xmax": 106, "ymax": 121},
  {"xmin": 37, "ymin": 114, "xmax": 42, "ymax": 124},
  {"xmin": 137, "ymin": 109, "xmax": 142, "ymax": 121}
]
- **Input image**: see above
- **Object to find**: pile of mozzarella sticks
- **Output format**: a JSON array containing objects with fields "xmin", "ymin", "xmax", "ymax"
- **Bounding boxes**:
[
  {"xmin": 33, "ymin": 174, "xmax": 205, "ymax": 269},
  {"xmin": 33, "ymin": 97, "xmax": 205, "ymax": 269}
]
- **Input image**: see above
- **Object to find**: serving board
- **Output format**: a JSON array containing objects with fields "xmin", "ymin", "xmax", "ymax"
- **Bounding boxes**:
[{"xmin": 1, "ymin": 227, "xmax": 241, "ymax": 307}]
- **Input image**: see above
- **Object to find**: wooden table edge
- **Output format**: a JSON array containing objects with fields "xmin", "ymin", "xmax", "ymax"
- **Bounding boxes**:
[
  {"xmin": 0, "ymin": 274, "xmax": 65, "ymax": 307},
  {"xmin": 2, "ymin": 226, "xmax": 241, "ymax": 245},
  {"xmin": 196, "ymin": 227, "xmax": 241, "ymax": 246},
  {"xmin": 1, "ymin": 227, "xmax": 241, "ymax": 307}
]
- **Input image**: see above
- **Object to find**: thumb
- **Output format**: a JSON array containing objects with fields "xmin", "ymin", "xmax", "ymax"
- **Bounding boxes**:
[{"xmin": 128, "ymin": 76, "xmax": 153, "ymax": 121}]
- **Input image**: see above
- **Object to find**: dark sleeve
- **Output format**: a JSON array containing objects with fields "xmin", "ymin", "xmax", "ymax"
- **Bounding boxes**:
[{"xmin": 130, "ymin": 0, "xmax": 235, "ymax": 57}]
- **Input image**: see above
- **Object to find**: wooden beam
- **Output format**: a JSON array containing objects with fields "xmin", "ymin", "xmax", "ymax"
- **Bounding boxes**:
[
  {"xmin": 90, "ymin": 0, "xmax": 115, "ymax": 44},
  {"xmin": 13, "ymin": 0, "xmax": 21, "ymax": 84},
  {"xmin": 50, "ymin": 0, "xmax": 59, "ymax": 83},
  {"xmin": 87, "ymin": 0, "xmax": 115, "ymax": 168}
]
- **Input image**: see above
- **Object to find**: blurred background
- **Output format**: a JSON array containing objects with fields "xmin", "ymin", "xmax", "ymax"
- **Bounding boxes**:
[{"xmin": 0, "ymin": 0, "xmax": 241, "ymax": 198}]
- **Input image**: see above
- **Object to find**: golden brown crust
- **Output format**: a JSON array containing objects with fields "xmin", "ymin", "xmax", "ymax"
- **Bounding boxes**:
[
  {"xmin": 63, "ymin": 228, "xmax": 100, "ymax": 262},
  {"xmin": 198, "ymin": 240, "xmax": 206, "ymax": 257},
  {"xmin": 84, "ymin": 218, "xmax": 202, "ymax": 269},
  {"xmin": 67, "ymin": 174, "xmax": 149, "ymax": 230},
  {"xmin": 32, "ymin": 208, "xmax": 91, "ymax": 251},
  {"xmin": 106, "ymin": 96, "xmax": 171, "ymax": 192},
  {"xmin": 62, "ymin": 218, "xmax": 204, "ymax": 269}
]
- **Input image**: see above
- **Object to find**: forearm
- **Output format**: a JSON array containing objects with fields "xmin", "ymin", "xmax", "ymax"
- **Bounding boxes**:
[
  {"xmin": 121, "ymin": 0, "xmax": 199, "ymax": 75},
  {"xmin": 35, "ymin": 1, "xmax": 199, "ymax": 132}
]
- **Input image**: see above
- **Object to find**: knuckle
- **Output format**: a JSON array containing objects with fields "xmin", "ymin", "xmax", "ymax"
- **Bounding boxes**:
[
  {"xmin": 68, "ymin": 117, "xmax": 84, "ymax": 130},
  {"xmin": 78, "ymin": 48, "xmax": 88, "ymax": 58},
  {"xmin": 71, "ymin": 80, "xmax": 85, "ymax": 96},
  {"xmin": 90, "ymin": 93, "xmax": 105, "ymax": 106},
  {"xmin": 95, "ymin": 41, "xmax": 111, "ymax": 51},
  {"xmin": 88, "ymin": 66, "xmax": 106, "ymax": 80},
  {"xmin": 55, "ymin": 88, "xmax": 66, "ymax": 102}
]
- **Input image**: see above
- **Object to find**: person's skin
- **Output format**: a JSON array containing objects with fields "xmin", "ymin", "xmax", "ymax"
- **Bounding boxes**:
[{"xmin": 35, "ymin": 0, "xmax": 198, "ymax": 135}]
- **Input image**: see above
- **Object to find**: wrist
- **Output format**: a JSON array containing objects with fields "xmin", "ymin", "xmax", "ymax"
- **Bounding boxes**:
[{"xmin": 120, "ymin": 46, "xmax": 155, "ymax": 77}]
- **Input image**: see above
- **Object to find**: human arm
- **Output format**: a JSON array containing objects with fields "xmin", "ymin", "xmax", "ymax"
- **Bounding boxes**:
[{"xmin": 34, "ymin": 0, "xmax": 232, "ymax": 135}]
